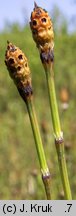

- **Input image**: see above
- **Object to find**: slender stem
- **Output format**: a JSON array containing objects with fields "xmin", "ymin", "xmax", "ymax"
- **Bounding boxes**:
[
  {"xmin": 25, "ymin": 97, "xmax": 51, "ymax": 199},
  {"xmin": 45, "ymin": 66, "xmax": 61, "ymax": 138},
  {"xmin": 44, "ymin": 64, "xmax": 72, "ymax": 199},
  {"xmin": 55, "ymin": 141, "xmax": 71, "ymax": 199}
]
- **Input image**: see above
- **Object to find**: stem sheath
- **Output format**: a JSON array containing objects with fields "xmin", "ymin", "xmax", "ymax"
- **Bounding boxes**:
[
  {"xmin": 44, "ymin": 65, "xmax": 72, "ymax": 199},
  {"xmin": 26, "ymin": 97, "xmax": 51, "ymax": 199}
]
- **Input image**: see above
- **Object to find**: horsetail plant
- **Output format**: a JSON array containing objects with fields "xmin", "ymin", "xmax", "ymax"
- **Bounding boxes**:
[
  {"xmin": 30, "ymin": 2, "xmax": 72, "ymax": 199},
  {"xmin": 5, "ymin": 41, "xmax": 51, "ymax": 199}
]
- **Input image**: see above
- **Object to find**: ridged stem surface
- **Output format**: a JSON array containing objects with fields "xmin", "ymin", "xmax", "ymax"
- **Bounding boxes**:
[
  {"xmin": 26, "ymin": 97, "xmax": 51, "ymax": 199},
  {"xmin": 44, "ymin": 65, "xmax": 72, "ymax": 199}
]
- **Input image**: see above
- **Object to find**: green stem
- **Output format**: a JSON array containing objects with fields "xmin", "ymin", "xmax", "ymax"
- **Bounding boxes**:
[
  {"xmin": 44, "ymin": 64, "xmax": 72, "ymax": 199},
  {"xmin": 45, "ymin": 66, "xmax": 61, "ymax": 138},
  {"xmin": 26, "ymin": 97, "xmax": 51, "ymax": 199}
]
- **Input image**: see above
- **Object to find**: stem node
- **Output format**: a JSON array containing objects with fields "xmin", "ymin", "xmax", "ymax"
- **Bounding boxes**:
[
  {"xmin": 55, "ymin": 132, "xmax": 64, "ymax": 144},
  {"xmin": 42, "ymin": 171, "xmax": 51, "ymax": 200}
]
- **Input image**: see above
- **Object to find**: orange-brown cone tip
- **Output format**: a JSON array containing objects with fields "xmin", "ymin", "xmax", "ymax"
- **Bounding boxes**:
[
  {"xmin": 5, "ymin": 42, "xmax": 31, "ymax": 89},
  {"xmin": 30, "ymin": 3, "xmax": 54, "ymax": 51}
]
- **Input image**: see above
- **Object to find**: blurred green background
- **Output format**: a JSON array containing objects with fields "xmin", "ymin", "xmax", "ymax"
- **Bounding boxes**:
[{"xmin": 0, "ymin": 6, "xmax": 76, "ymax": 199}]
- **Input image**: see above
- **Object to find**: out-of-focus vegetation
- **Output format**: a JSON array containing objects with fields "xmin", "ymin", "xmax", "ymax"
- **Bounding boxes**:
[{"xmin": 0, "ymin": 11, "xmax": 76, "ymax": 199}]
